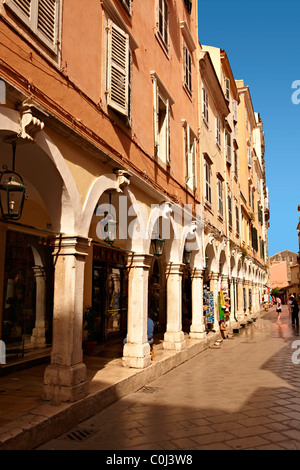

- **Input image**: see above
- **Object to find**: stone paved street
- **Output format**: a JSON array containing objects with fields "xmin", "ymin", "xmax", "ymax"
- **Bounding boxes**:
[{"xmin": 37, "ymin": 306, "xmax": 300, "ymax": 450}]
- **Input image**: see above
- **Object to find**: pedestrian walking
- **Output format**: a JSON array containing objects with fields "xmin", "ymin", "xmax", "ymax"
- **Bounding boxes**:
[
  {"xmin": 291, "ymin": 295, "xmax": 299, "ymax": 327},
  {"xmin": 276, "ymin": 297, "xmax": 282, "ymax": 324},
  {"xmin": 287, "ymin": 295, "xmax": 293, "ymax": 317}
]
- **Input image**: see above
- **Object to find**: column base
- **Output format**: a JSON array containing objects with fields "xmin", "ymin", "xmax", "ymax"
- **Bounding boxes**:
[
  {"xmin": 163, "ymin": 331, "xmax": 186, "ymax": 350},
  {"xmin": 189, "ymin": 331, "xmax": 206, "ymax": 340},
  {"xmin": 43, "ymin": 362, "xmax": 88, "ymax": 403},
  {"xmin": 122, "ymin": 342, "xmax": 152, "ymax": 369}
]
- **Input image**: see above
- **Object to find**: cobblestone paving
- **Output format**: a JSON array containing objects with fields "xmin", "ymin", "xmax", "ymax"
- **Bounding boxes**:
[{"xmin": 37, "ymin": 306, "xmax": 300, "ymax": 450}]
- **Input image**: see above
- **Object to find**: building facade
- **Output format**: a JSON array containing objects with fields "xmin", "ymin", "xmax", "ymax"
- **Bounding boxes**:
[{"xmin": 0, "ymin": 0, "xmax": 269, "ymax": 403}]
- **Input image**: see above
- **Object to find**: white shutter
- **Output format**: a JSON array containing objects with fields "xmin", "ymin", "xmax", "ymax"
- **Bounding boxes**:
[
  {"xmin": 166, "ymin": 98, "xmax": 170, "ymax": 164},
  {"xmin": 107, "ymin": 20, "xmax": 129, "ymax": 116},
  {"xmin": 233, "ymin": 100, "xmax": 238, "ymax": 122},
  {"xmin": 247, "ymin": 147, "xmax": 252, "ymax": 168},
  {"xmin": 225, "ymin": 77, "xmax": 230, "ymax": 100},
  {"xmin": 192, "ymin": 138, "xmax": 197, "ymax": 189},
  {"xmin": 153, "ymin": 78, "xmax": 159, "ymax": 149},
  {"xmin": 5, "ymin": 0, "xmax": 31, "ymax": 26},
  {"xmin": 186, "ymin": 124, "xmax": 192, "ymax": 187},
  {"xmin": 36, "ymin": 0, "xmax": 58, "ymax": 51}
]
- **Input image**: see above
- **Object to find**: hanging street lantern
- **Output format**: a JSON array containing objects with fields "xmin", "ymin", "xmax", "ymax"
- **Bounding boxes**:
[
  {"xmin": 103, "ymin": 211, "xmax": 118, "ymax": 246},
  {"xmin": 0, "ymin": 141, "xmax": 26, "ymax": 220},
  {"xmin": 183, "ymin": 246, "xmax": 192, "ymax": 266},
  {"xmin": 151, "ymin": 235, "xmax": 165, "ymax": 257}
]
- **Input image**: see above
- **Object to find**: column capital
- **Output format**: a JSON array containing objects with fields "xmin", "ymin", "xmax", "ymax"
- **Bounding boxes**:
[
  {"xmin": 166, "ymin": 262, "xmax": 184, "ymax": 275},
  {"xmin": 53, "ymin": 235, "xmax": 91, "ymax": 257},
  {"xmin": 32, "ymin": 266, "xmax": 45, "ymax": 277},
  {"xmin": 208, "ymin": 271, "xmax": 219, "ymax": 281},
  {"xmin": 126, "ymin": 253, "xmax": 153, "ymax": 269},
  {"xmin": 190, "ymin": 267, "xmax": 204, "ymax": 279}
]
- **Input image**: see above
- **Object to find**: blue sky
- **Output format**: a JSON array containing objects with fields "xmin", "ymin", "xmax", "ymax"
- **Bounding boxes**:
[{"xmin": 198, "ymin": 0, "xmax": 300, "ymax": 256}]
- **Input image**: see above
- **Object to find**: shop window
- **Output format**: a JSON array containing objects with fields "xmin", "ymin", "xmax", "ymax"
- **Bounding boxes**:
[
  {"xmin": 1, "ymin": 231, "xmax": 54, "ymax": 363},
  {"xmin": 92, "ymin": 246, "xmax": 128, "ymax": 343}
]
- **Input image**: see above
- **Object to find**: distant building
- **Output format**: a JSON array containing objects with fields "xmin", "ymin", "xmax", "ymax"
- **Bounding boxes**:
[{"xmin": 269, "ymin": 250, "xmax": 299, "ymax": 300}]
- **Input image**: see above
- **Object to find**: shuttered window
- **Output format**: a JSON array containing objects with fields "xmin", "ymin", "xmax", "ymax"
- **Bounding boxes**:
[
  {"xmin": 204, "ymin": 159, "xmax": 211, "ymax": 204},
  {"xmin": 217, "ymin": 178, "xmax": 223, "ymax": 217},
  {"xmin": 202, "ymin": 87, "xmax": 209, "ymax": 126},
  {"xmin": 215, "ymin": 116, "xmax": 221, "ymax": 148},
  {"xmin": 184, "ymin": 122, "xmax": 197, "ymax": 190},
  {"xmin": 5, "ymin": 0, "xmax": 60, "ymax": 53},
  {"xmin": 107, "ymin": 20, "xmax": 130, "ymax": 116},
  {"xmin": 157, "ymin": 0, "xmax": 168, "ymax": 49},
  {"xmin": 183, "ymin": 41, "xmax": 192, "ymax": 95},
  {"xmin": 224, "ymin": 77, "xmax": 230, "ymax": 101},
  {"xmin": 226, "ymin": 130, "xmax": 231, "ymax": 165}
]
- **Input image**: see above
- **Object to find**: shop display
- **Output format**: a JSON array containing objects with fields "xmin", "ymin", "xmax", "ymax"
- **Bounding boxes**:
[{"xmin": 203, "ymin": 286, "xmax": 214, "ymax": 329}]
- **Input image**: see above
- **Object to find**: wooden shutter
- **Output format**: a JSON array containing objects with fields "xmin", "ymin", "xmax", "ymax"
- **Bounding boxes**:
[
  {"xmin": 36, "ymin": 0, "xmax": 58, "ymax": 51},
  {"xmin": 153, "ymin": 77, "xmax": 159, "ymax": 149},
  {"xmin": 225, "ymin": 77, "xmax": 230, "ymax": 100},
  {"xmin": 5, "ymin": 0, "xmax": 31, "ymax": 26},
  {"xmin": 107, "ymin": 20, "xmax": 129, "ymax": 116},
  {"xmin": 166, "ymin": 98, "xmax": 170, "ymax": 164},
  {"xmin": 233, "ymin": 100, "xmax": 238, "ymax": 122},
  {"xmin": 192, "ymin": 137, "xmax": 197, "ymax": 189},
  {"xmin": 186, "ymin": 124, "xmax": 192, "ymax": 187},
  {"xmin": 226, "ymin": 131, "xmax": 232, "ymax": 164}
]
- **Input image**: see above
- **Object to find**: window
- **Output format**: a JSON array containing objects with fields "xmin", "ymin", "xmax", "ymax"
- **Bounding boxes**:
[
  {"xmin": 236, "ymin": 205, "xmax": 240, "ymax": 235},
  {"xmin": 248, "ymin": 182, "xmax": 251, "ymax": 206},
  {"xmin": 5, "ymin": 0, "xmax": 60, "ymax": 53},
  {"xmin": 152, "ymin": 72, "xmax": 174, "ymax": 165},
  {"xmin": 183, "ymin": 41, "xmax": 192, "ymax": 95},
  {"xmin": 225, "ymin": 131, "xmax": 231, "ymax": 165},
  {"xmin": 202, "ymin": 87, "xmax": 209, "ymax": 126},
  {"xmin": 251, "ymin": 226, "xmax": 258, "ymax": 252},
  {"xmin": 107, "ymin": 21, "xmax": 130, "ymax": 117},
  {"xmin": 224, "ymin": 77, "xmax": 230, "ymax": 101},
  {"xmin": 252, "ymin": 189, "xmax": 255, "ymax": 210},
  {"xmin": 215, "ymin": 116, "xmax": 221, "ymax": 148},
  {"xmin": 217, "ymin": 178, "xmax": 223, "ymax": 217},
  {"xmin": 183, "ymin": 121, "xmax": 197, "ymax": 190},
  {"xmin": 228, "ymin": 195, "xmax": 232, "ymax": 228},
  {"xmin": 233, "ymin": 100, "xmax": 238, "ymax": 123},
  {"xmin": 204, "ymin": 158, "xmax": 211, "ymax": 205},
  {"xmin": 156, "ymin": 0, "xmax": 169, "ymax": 51},
  {"xmin": 247, "ymin": 146, "xmax": 252, "ymax": 169},
  {"xmin": 120, "ymin": 0, "xmax": 132, "ymax": 15},
  {"xmin": 234, "ymin": 150, "xmax": 238, "ymax": 179}
]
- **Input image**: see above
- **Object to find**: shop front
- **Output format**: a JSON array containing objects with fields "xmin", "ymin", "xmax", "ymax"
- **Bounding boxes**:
[
  {"xmin": 91, "ymin": 244, "xmax": 128, "ymax": 345},
  {"xmin": 1, "ymin": 228, "xmax": 54, "ymax": 367}
]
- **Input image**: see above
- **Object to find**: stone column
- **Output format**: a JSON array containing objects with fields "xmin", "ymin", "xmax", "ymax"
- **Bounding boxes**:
[
  {"xmin": 163, "ymin": 263, "xmax": 186, "ymax": 350},
  {"xmin": 208, "ymin": 271, "xmax": 220, "ymax": 330},
  {"xmin": 236, "ymin": 278, "xmax": 244, "ymax": 321},
  {"xmin": 230, "ymin": 277, "xmax": 236, "ymax": 323},
  {"xmin": 0, "ymin": 224, "xmax": 7, "ymax": 339},
  {"xmin": 31, "ymin": 266, "xmax": 47, "ymax": 346},
  {"xmin": 43, "ymin": 236, "xmax": 90, "ymax": 403},
  {"xmin": 190, "ymin": 268, "xmax": 206, "ymax": 339},
  {"xmin": 122, "ymin": 253, "xmax": 152, "ymax": 368},
  {"xmin": 244, "ymin": 280, "xmax": 249, "ymax": 315}
]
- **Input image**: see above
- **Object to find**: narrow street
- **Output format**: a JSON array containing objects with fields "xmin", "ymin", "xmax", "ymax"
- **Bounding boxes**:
[{"xmin": 37, "ymin": 306, "xmax": 300, "ymax": 451}]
